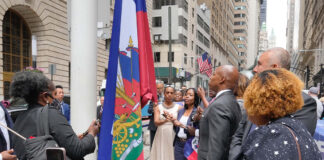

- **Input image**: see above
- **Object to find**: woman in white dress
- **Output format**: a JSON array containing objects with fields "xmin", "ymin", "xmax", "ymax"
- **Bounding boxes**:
[{"xmin": 150, "ymin": 86, "xmax": 182, "ymax": 160}]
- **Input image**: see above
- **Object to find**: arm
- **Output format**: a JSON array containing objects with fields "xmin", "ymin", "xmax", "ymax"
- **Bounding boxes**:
[
  {"xmin": 229, "ymin": 110, "xmax": 248, "ymax": 160},
  {"xmin": 207, "ymin": 103, "xmax": 231, "ymax": 159},
  {"xmin": 154, "ymin": 106, "xmax": 168, "ymax": 126},
  {"xmin": 0, "ymin": 149, "xmax": 16, "ymax": 160},
  {"xmin": 197, "ymin": 88, "xmax": 209, "ymax": 108},
  {"xmin": 48, "ymin": 109, "xmax": 97, "ymax": 159}
]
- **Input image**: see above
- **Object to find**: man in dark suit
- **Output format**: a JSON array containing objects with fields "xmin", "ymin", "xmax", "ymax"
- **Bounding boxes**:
[
  {"xmin": 198, "ymin": 65, "xmax": 241, "ymax": 160},
  {"xmin": 96, "ymin": 96, "xmax": 105, "ymax": 120},
  {"xmin": 229, "ymin": 47, "xmax": 317, "ymax": 160},
  {"xmin": 54, "ymin": 85, "xmax": 70, "ymax": 123}
]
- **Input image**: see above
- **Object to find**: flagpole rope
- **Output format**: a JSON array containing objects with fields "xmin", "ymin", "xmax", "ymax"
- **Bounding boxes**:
[{"xmin": 0, "ymin": 122, "xmax": 26, "ymax": 141}]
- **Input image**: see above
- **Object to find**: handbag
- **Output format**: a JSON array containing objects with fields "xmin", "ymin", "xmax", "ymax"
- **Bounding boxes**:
[
  {"xmin": 24, "ymin": 105, "xmax": 59, "ymax": 160},
  {"xmin": 283, "ymin": 125, "xmax": 302, "ymax": 160},
  {"xmin": 3, "ymin": 106, "xmax": 60, "ymax": 160}
]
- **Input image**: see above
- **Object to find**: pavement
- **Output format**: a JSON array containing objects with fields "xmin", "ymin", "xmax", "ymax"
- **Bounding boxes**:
[{"xmin": 142, "ymin": 119, "xmax": 151, "ymax": 160}]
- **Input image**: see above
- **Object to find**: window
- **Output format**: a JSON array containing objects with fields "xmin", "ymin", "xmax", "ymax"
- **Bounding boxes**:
[
  {"xmin": 234, "ymin": 14, "xmax": 246, "ymax": 18},
  {"xmin": 153, "ymin": 17, "xmax": 162, "ymax": 27},
  {"xmin": 179, "ymin": 16, "xmax": 188, "ymax": 30},
  {"xmin": 105, "ymin": 39, "xmax": 111, "ymax": 50},
  {"xmin": 197, "ymin": 15, "xmax": 204, "ymax": 28},
  {"xmin": 191, "ymin": 41, "xmax": 194, "ymax": 50},
  {"xmin": 184, "ymin": 53, "xmax": 187, "ymax": 64},
  {"xmin": 192, "ymin": 8, "xmax": 195, "ymax": 17},
  {"xmin": 192, "ymin": 57, "xmax": 194, "ymax": 68},
  {"xmin": 197, "ymin": 31, "xmax": 204, "ymax": 43},
  {"xmin": 154, "ymin": 0, "xmax": 176, "ymax": 9},
  {"xmin": 3, "ymin": 10, "xmax": 32, "ymax": 100},
  {"xmin": 204, "ymin": 37, "xmax": 210, "ymax": 48},
  {"xmin": 153, "ymin": 0, "xmax": 162, "ymax": 9},
  {"xmin": 234, "ymin": 29, "xmax": 246, "ymax": 33},
  {"xmin": 234, "ymin": 21, "xmax": 246, "ymax": 25},
  {"xmin": 234, "ymin": 6, "xmax": 246, "ymax": 10},
  {"xmin": 237, "ymin": 44, "xmax": 246, "ymax": 49},
  {"xmin": 154, "ymin": 52, "xmax": 161, "ymax": 62},
  {"xmin": 178, "ymin": 0, "xmax": 188, "ymax": 13},
  {"xmin": 192, "ymin": 24, "xmax": 194, "ymax": 34},
  {"xmin": 153, "ymin": 34, "xmax": 162, "ymax": 42},
  {"xmin": 168, "ymin": 52, "xmax": 174, "ymax": 62}
]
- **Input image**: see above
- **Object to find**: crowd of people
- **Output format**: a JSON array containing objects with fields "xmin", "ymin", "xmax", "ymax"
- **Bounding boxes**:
[
  {"xmin": 148, "ymin": 47, "xmax": 324, "ymax": 160},
  {"xmin": 0, "ymin": 47, "xmax": 323, "ymax": 160}
]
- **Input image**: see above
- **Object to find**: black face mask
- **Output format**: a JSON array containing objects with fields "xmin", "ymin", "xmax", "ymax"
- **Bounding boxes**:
[{"xmin": 49, "ymin": 98, "xmax": 61, "ymax": 111}]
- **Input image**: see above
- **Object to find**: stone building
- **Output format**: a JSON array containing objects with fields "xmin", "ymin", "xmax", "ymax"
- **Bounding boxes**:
[{"xmin": 0, "ymin": 0, "xmax": 110, "ymax": 100}]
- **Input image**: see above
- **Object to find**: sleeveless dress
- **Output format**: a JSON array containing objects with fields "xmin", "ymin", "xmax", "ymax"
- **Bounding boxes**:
[{"xmin": 150, "ymin": 103, "xmax": 180, "ymax": 160}]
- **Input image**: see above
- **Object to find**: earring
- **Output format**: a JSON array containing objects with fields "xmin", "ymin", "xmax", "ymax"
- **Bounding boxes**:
[{"xmin": 46, "ymin": 100, "xmax": 49, "ymax": 104}]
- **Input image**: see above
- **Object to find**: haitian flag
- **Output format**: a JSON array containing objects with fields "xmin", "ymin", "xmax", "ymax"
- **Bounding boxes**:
[
  {"xmin": 184, "ymin": 137, "xmax": 199, "ymax": 160},
  {"xmin": 98, "ymin": 0, "xmax": 157, "ymax": 159}
]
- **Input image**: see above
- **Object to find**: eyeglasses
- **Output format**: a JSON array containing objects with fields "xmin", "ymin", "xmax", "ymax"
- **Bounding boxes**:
[{"xmin": 45, "ymin": 92, "xmax": 54, "ymax": 99}]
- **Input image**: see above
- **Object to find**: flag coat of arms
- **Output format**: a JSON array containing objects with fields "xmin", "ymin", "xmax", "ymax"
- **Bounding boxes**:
[{"xmin": 98, "ymin": 0, "xmax": 157, "ymax": 159}]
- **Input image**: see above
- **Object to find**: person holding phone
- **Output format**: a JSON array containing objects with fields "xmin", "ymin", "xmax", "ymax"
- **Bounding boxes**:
[
  {"xmin": 169, "ymin": 88, "xmax": 199, "ymax": 160},
  {"xmin": 150, "ymin": 86, "xmax": 182, "ymax": 160},
  {"xmin": 10, "ymin": 71, "xmax": 99, "ymax": 160}
]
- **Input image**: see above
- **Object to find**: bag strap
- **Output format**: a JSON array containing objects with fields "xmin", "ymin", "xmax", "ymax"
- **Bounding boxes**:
[
  {"xmin": 36, "ymin": 105, "xmax": 50, "ymax": 136},
  {"xmin": 283, "ymin": 125, "xmax": 302, "ymax": 160}
]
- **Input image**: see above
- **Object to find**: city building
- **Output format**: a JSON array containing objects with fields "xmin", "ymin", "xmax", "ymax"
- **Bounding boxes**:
[
  {"xmin": 268, "ymin": 28, "xmax": 276, "ymax": 49},
  {"xmin": 234, "ymin": 0, "xmax": 249, "ymax": 69},
  {"xmin": 294, "ymin": 0, "xmax": 324, "ymax": 93},
  {"xmin": 258, "ymin": 22, "xmax": 268, "ymax": 54},
  {"xmin": 0, "ymin": 0, "xmax": 112, "ymax": 100},
  {"xmin": 198, "ymin": 0, "xmax": 240, "ymax": 69},
  {"xmin": 259, "ymin": 0, "xmax": 267, "ymax": 26},
  {"xmin": 286, "ymin": 0, "xmax": 295, "ymax": 54},
  {"xmin": 246, "ymin": 0, "xmax": 262, "ymax": 68},
  {"xmin": 151, "ymin": 0, "xmax": 211, "ymax": 89}
]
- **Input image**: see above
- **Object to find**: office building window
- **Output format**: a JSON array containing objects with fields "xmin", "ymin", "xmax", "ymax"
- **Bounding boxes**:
[
  {"xmin": 184, "ymin": 53, "xmax": 187, "ymax": 64},
  {"xmin": 152, "ymin": 17, "xmax": 162, "ymax": 27},
  {"xmin": 192, "ymin": 57, "xmax": 194, "ymax": 68},
  {"xmin": 179, "ymin": 16, "xmax": 188, "ymax": 30},
  {"xmin": 191, "ymin": 41, "xmax": 194, "ymax": 50},
  {"xmin": 234, "ymin": 14, "xmax": 246, "ymax": 18},
  {"xmin": 154, "ymin": 52, "xmax": 160, "ymax": 62},
  {"xmin": 153, "ymin": 0, "xmax": 176, "ymax": 9},
  {"xmin": 192, "ymin": 24, "xmax": 194, "ymax": 34},
  {"xmin": 192, "ymin": 8, "xmax": 194, "ymax": 17}
]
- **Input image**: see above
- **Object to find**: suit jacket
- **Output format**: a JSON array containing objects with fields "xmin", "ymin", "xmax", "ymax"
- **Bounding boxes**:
[
  {"xmin": 13, "ymin": 104, "xmax": 95, "ymax": 160},
  {"xmin": 0, "ymin": 104, "xmax": 14, "ymax": 152},
  {"xmin": 174, "ymin": 107, "xmax": 197, "ymax": 138},
  {"xmin": 229, "ymin": 92, "xmax": 317, "ymax": 160},
  {"xmin": 96, "ymin": 105, "xmax": 103, "ymax": 120},
  {"xmin": 61, "ymin": 102, "xmax": 70, "ymax": 123},
  {"xmin": 198, "ymin": 91, "xmax": 241, "ymax": 160},
  {"xmin": 148, "ymin": 102, "xmax": 157, "ymax": 131}
]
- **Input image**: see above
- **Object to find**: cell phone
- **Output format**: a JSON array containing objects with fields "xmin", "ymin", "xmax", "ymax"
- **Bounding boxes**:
[{"xmin": 46, "ymin": 147, "xmax": 66, "ymax": 160}]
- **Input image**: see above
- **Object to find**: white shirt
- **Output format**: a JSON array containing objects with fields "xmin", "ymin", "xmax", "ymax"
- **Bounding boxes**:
[
  {"xmin": 215, "ymin": 89, "xmax": 231, "ymax": 99},
  {"xmin": 177, "ymin": 116, "xmax": 189, "ymax": 139},
  {"xmin": 0, "ymin": 108, "xmax": 10, "ymax": 150}
]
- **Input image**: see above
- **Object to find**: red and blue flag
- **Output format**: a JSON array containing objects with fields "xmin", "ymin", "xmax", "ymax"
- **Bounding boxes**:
[{"xmin": 98, "ymin": 0, "xmax": 157, "ymax": 159}]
